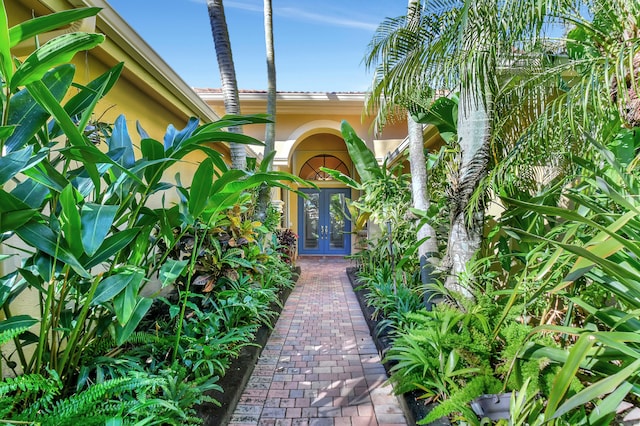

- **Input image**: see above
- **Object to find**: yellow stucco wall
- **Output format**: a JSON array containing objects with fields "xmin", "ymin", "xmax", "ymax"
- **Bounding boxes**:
[{"xmin": 200, "ymin": 91, "xmax": 410, "ymax": 256}]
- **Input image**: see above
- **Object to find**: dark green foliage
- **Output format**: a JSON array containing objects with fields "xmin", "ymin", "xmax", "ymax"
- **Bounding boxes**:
[{"xmin": 0, "ymin": 4, "xmax": 301, "ymax": 424}]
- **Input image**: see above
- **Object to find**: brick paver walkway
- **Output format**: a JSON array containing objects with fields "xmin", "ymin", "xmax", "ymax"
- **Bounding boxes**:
[{"xmin": 228, "ymin": 257, "xmax": 407, "ymax": 426}]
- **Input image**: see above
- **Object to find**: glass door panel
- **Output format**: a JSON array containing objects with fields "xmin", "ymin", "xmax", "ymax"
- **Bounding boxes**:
[
  {"xmin": 298, "ymin": 189, "xmax": 350, "ymax": 255},
  {"xmin": 302, "ymin": 193, "xmax": 319, "ymax": 250},
  {"xmin": 329, "ymin": 193, "xmax": 346, "ymax": 250}
]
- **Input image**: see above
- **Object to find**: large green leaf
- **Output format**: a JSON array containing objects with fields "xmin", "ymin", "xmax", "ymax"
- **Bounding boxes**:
[
  {"xmin": 194, "ymin": 114, "xmax": 272, "ymax": 133},
  {"xmin": 114, "ymin": 277, "xmax": 138, "ymax": 325},
  {"xmin": 0, "ymin": 125, "xmax": 15, "ymax": 140},
  {"xmin": 544, "ymin": 333, "xmax": 595, "ymax": 420},
  {"xmin": 22, "ymin": 160, "xmax": 69, "ymax": 193},
  {"xmin": 91, "ymin": 269, "xmax": 144, "ymax": 306},
  {"xmin": 319, "ymin": 167, "xmax": 361, "ymax": 189},
  {"xmin": 0, "ymin": 146, "xmax": 32, "ymax": 185},
  {"xmin": 0, "ymin": 189, "xmax": 31, "ymax": 211},
  {"xmin": 180, "ymin": 131, "xmax": 266, "ymax": 147},
  {"xmin": 109, "ymin": 115, "xmax": 135, "ymax": 168},
  {"xmin": 163, "ymin": 117, "xmax": 199, "ymax": 150},
  {"xmin": 0, "ymin": 2, "xmax": 13, "ymax": 82},
  {"xmin": 82, "ymin": 228, "xmax": 140, "ymax": 269},
  {"xmin": 50, "ymin": 63, "xmax": 124, "ymax": 139},
  {"xmin": 159, "ymin": 259, "xmax": 188, "ymax": 288},
  {"xmin": 59, "ymin": 185, "xmax": 83, "ymax": 258},
  {"xmin": 0, "ymin": 271, "xmax": 26, "ymax": 309},
  {"xmin": 11, "ymin": 32, "xmax": 104, "ymax": 90},
  {"xmin": 552, "ymin": 358, "xmax": 640, "ymax": 420},
  {"xmin": 8, "ymin": 7, "xmax": 101, "ymax": 47},
  {"xmin": 340, "ymin": 120, "xmax": 381, "ymax": 183},
  {"xmin": 113, "ymin": 297, "xmax": 152, "ymax": 346},
  {"xmin": 412, "ymin": 94, "xmax": 459, "ymax": 136},
  {"xmin": 210, "ymin": 169, "xmax": 247, "ymax": 195},
  {"xmin": 5, "ymin": 64, "xmax": 75, "ymax": 153},
  {"xmin": 81, "ymin": 203, "xmax": 119, "ymax": 256},
  {"xmin": 15, "ymin": 220, "xmax": 90, "ymax": 278},
  {"xmin": 0, "ymin": 209, "xmax": 38, "ymax": 234},
  {"xmin": 140, "ymin": 138, "xmax": 166, "ymax": 185},
  {"xmin": 0, "ymin": 315, "xmax": 38, "ymax": 334},
  {"xmin": 189, "ymin": 158, "xmax": 214, "ymax": 218}
]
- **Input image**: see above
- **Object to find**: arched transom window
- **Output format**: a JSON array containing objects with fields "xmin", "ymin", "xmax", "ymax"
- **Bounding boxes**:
[{"xmin": 299, "ymin": 155, "xmax": 350, "ymax": 181}]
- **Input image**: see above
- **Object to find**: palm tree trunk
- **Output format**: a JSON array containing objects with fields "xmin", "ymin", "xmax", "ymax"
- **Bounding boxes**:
[
  {"xmin": 207, "ymin": 0, "xmax": 246, "ymax": 170},
  {"xmin": 255, "ymin": 0, "xmax": 277, "ymax": 222},
  {"xmin": 442, "ymin": 1, "xmax": 495, "ymax": 298},
  {"xmin": 407, "ymin": 114, "xmax": 440, "ymax": 306},
  {"xmin": 443, "ymin": 61, "xmax": 492, "ymax": 299}
]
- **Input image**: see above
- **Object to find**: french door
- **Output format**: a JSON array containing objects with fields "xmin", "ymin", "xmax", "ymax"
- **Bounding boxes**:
[{"xmin": 298, "ymin": 188, "xmax": 351, "ymax": 256}]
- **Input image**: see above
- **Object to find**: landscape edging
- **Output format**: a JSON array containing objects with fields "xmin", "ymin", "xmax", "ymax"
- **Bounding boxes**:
[
  {"xmin": 345, "ymin": 266, "xmax": 449, "ymax": 426},
  {"xmin": 197, "ymin": 266, "xmax": 301, "ymax": 425}
]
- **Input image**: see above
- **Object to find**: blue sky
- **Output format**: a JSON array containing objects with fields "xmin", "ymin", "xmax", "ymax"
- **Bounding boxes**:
[{"xmin": 106, "ymin": 0, "xmax": 407, "ymax": 92}]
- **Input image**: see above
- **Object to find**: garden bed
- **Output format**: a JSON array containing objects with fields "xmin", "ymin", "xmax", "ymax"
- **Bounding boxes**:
[
  {"xmin": 196, "ymin": 266, "xmax": 301, "ymax": 425},
  {"xmin": 346, "ymin": 266, "xmax": 449, "ymax": 426}
]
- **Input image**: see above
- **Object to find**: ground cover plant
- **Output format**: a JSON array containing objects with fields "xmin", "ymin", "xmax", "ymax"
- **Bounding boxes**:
[{"xmin": 0, "ymin": 4, "xmax": 303, "ymax": 424}]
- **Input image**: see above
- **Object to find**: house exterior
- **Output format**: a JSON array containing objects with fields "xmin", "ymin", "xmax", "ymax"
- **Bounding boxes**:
[
  {"xmin": 6, "ymin": 0, "xmax": 418, "ymax": 259},
  {"xmin": 197, "ymin": 89, "xmax": 412, "ymax": 256}
]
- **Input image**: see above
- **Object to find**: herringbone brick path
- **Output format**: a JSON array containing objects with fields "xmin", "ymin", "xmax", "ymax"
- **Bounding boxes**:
[{"xmin": 227, "ymin": 257, "xmax": 407, "ymax": 426}]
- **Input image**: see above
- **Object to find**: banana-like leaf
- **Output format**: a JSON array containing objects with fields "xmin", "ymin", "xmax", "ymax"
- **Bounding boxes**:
[
  {"xmin": 82, "ymin": 228, "xmax": 140, "ymax": 269},
  {"xmin": 163, "ymin": 117, "xmax": 200, "ymax": 150},
  {"xmin": 340, "ymin": 120, "xmax": 382, "ymax": 183},
  {"xmin": 11, "ymin": 32, "xmax": 104, "ymax": 90},
  {"xmin": 8, "ymin": 7, "xmax": 101, "ymax": 47},
  {"xmin": 81, "ymin": 203, "xmax": 119, "ymax": 256},
  {"xmin": 50, "ymin": 63, "xmax": 124, "ymax": 139},
  {"xmin": 259, "ymin": 150, "xmax": 277, "ymax": 172},
  {"xmin": 91, "ymin": 269, "xmax": 144, "ymax": 306},
  {"xmin": 140, "ymin": 138, "xmax": 166, "ymax": 184},
  {"xmin": 0, "ymin": 209, "xmax": 37, "ymax": 234},
  {"xmin": 15, "ymin": 220, "xmax": 90, "ymax": 278},
  {"xmin": 0, "ymin": 2, "xmax": 13, "ymax": 82},
  {"xmin": 59, "ymin": 185, "xmax": 83, "ymax": 258},
  {"xmin": 5, "ymin": 64, "xmax": 74, "ymax": 153},
  {"xmin": 210, "ymin": 169, "xmax": 247, "ymax": 195},
  {"xmin": 0, "ymin": 146, "xmax": 32, "ymax": 185},
  {"xmin": 320, "ymin": 167, "xmax": 361, "ymax": 189},
  {"xmin": 189, "ymin": 157, "xmax": 214, "ymax": 219},
  {"xmin": 113, "ymin": 297, "xmax": 152, "ymax": 346},
  {"xmin": 109, "ymin": 115, "xmax": 136, "ymax": 168},
  {"xmin": 0, "ymin": 189, "xmax": 31, "ymax": 212},
  {"xmin": 159, "ymin": 259, "xmax": 188, "ymax": 288},
  {"xmin": 194, "ymin": 114, "xmax": 272, "ymax": 133},
  {"xmin": 0, "ymin": 125, "xmax": 15, "ymax": 140},
  {"xmin": 182, "ymin": 131, "xmax": 266, "ymax": 147},
  {"xmin": 22, "ymin": 160, "xmax": 69, "ymax": 193},
  {"xmin": 114, "ymin": 279, "xmax": 138, "ymax": 325},
  {"xmin": 411, "ymin": 94, "xmax": 459, "ymax": 135}
]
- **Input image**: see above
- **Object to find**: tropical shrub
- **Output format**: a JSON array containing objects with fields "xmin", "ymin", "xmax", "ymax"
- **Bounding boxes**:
[{"xmin": 0, "ymin": 4, "xmax": 302, "ymax": 423}]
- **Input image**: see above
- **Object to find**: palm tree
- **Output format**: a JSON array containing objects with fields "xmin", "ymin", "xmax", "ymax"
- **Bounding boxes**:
[
  {"xmin": 364, "ymin": 0, "xmax": 441, "ymax": 298},
  {"xmin": 255, "ymin": 0, "xmax": 277, "ymax": 222},
  {"xmin": 365, "ymin": 0, "xmax": 498, "ymax": 297},
  {"xmin": 363, "ymin": 0, "xmax": 589, "ymax": 297},
  {"xmin": 207, "ymin": 0, "xmax": 246, "ymax": 170}
]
